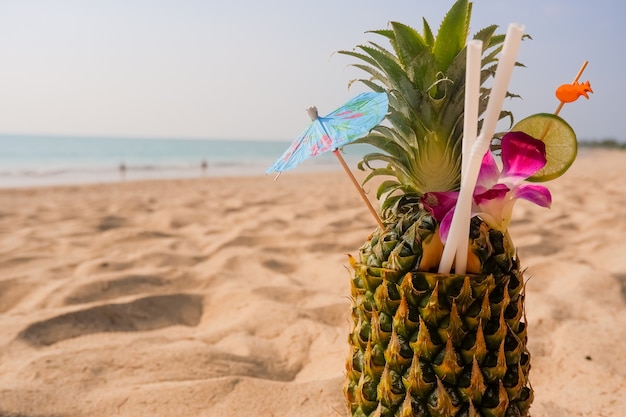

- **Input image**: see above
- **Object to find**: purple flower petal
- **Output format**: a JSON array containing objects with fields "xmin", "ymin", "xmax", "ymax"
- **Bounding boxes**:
[
  {"xmin": 474, "ymin": 183, "xmax": 510, "ymax": 205},
  {"xmin": 500, "ymin": 132, "xmax": 547, "ymax": 183},
  {"xmin": 513, "ymin": 184, "xmax": 552, "ymax": 208},
  {"xmin": 422, "ymin": 191, "xmax": 459, "ymax": 222},
  {"xmin": 475, "ymin": 150, "xmax": 500, "ymax": 191},
  {"xmin": 438, "ymin": 209, "xmax": 455, "ymax": 243}
]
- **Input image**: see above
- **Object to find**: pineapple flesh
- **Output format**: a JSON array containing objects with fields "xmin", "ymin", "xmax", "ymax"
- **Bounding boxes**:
[{"xmin": 341, "ymin": 1, "xmax": 533, "ymax": 416}]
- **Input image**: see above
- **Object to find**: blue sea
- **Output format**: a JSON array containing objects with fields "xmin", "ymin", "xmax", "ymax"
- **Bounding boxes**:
[{"xmin": 0, "ymin": 134, "xmax": 372, "ymax": 188}]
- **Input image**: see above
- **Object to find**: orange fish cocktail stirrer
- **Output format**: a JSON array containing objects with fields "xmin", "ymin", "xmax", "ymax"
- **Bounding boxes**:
[
  {"xmin": 554, "ymin": 60, "xmax": 593, "ymax": 114},
  {"xmin": 556, "ymin": 80, "xmax": 593, "ymax": 103},
  {"xmin": 539, "ymin": 61, "xmax": 593, "ymax": 141}
]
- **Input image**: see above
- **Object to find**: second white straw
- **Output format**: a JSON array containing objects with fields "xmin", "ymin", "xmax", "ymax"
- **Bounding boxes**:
[{"xmin": 455, "ymin": 40, "xmax": 482, "ymax": 274}]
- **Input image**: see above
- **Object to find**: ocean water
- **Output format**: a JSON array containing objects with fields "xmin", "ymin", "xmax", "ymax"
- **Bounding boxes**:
[{"xmin": 0, "ymin": 135, "xmax": 372, "ymax": 188}]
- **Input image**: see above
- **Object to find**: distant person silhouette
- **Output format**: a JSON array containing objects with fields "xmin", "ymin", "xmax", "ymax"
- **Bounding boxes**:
[
  {"xmin": 201, "ymin": 160, "xmax": 208, "ymax": 176},
  {"xmin": 119, "ymin": 162, "xmax": 126, "ymax": 181}
]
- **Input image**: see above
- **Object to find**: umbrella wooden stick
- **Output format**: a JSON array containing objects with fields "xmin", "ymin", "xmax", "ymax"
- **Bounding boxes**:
[{"xmin": 332, "ymin": 149, "xmax": 385, "ymax": 229}]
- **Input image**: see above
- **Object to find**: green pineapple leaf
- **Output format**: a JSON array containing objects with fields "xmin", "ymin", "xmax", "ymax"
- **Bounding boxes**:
[
  {"xmin": 389, "ymin": 22, "xmax": 433, "ymax": 90},
  {"xmin": 432, "ymin": 0, "xmax": 471, "ymax": 74},
  {"xmin": 422, "ymin": 17, "xmax": 435, "ymax": 47}
]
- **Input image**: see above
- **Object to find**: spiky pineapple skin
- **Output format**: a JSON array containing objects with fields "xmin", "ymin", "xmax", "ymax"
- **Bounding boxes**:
[{"xmin": 345, "ymin": 201, "xmax": 533, "ymax": 417}]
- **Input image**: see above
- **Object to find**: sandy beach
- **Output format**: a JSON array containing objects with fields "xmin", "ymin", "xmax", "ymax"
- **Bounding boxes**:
[{"xmin": 0, "ymin": 148, "xmax": 625, "ymax": 417}]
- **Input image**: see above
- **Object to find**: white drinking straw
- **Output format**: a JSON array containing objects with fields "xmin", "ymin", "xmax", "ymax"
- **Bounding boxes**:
[
  {"xmin": 454, "ymin": 40, "xmax": 482, "ymax": 274},
  {"xmin": 439, "ymin": 23, "xmax": 525, "ymax": 274},
  {"xmin": 461, "ymin": 41, "xmax": 483, "ymax": 177}
]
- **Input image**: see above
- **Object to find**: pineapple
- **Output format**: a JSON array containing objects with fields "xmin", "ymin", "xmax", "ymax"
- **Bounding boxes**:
[{"xmin": 341, "ymin": 1, "xmax": 533, "ymax": 416}]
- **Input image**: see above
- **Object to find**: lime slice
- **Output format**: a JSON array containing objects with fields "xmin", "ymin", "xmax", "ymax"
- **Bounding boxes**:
[{"xmin": 511, "ymin": 113, "xmax": 577, "ymax": 182}]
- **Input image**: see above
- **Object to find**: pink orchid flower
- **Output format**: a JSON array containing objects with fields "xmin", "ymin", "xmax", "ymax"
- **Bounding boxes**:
[{"xmin": 422, "ymin": 131, "xmax": 552, "ymax": 241}]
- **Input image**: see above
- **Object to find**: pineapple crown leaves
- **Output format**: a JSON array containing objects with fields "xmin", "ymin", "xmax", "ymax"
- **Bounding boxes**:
[{"xmin": 339, "ymin": 0, "xmax": 525, "ymax": 211}]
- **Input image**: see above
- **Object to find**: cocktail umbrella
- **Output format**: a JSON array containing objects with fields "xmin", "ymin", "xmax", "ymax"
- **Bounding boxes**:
[{"xmin": 267, "ymin": 92, "xmax": 388, "ymax": 228}]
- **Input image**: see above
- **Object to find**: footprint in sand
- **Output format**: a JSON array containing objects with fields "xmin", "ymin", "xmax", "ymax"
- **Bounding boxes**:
[
  {"xmin": 0, "ymin": 278, "xmax": 36, "ymax": 313},
  {"xmin": 301, "ymin": 303, "xmax": 350, "ymax": 327},
  {"xmin": 261, "ymin": 258, "xmax": 297, "ymax": 274},
  {"xmin": 18, "ymin": 293, "xmax": 203, "ymax": 347},
  {"xmin": 613, "ymin": 273, "xmax": 626, "ymax": 302},
  {"xmin": 97, "ymin": 215, "xmax": 127, "ymax": 231},
  {"xmin": 253, "ymin": 286, "xmax": 348, "ymax": 327},
  {"xmin": 254, "ymin": 286, "xmax": 312, "ymax": 304},
  {"xmin": 518, "ymin": 239, "xmax": 560, "ymax": 257},
  {"xmin": 118, "ymin": 230, "xmax": 174, "ymax": 242},
  {"xmin": 220, "ymin": 235, "xmax": 267, "ymax": 249},
  {"xmin": 63, "ymin": 274, "xmax": 167, "ymax": 305},
  {"xmin": 73, "ymin": 258, "xmax": 133, "ymax": 276}
]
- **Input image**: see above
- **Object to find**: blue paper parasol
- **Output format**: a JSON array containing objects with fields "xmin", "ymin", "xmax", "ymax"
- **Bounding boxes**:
[
  {"xmin": 266, "ymin": 92, "xmax": 388, "ymax": 173},
  {"xmin": 267, "ymin": 92, "xmax": 388, "ymax": 228}
]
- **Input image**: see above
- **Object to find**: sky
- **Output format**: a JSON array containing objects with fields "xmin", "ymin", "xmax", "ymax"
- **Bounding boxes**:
[{"xmin": 0, "ymin": 0, "xmax": 623, "ymax": 142}]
